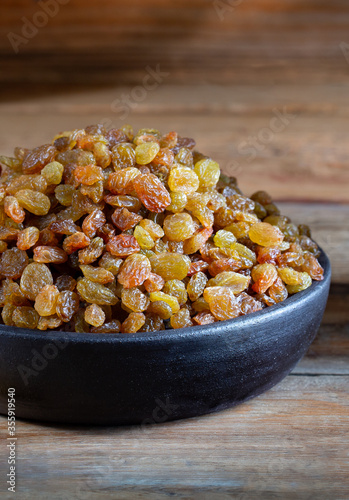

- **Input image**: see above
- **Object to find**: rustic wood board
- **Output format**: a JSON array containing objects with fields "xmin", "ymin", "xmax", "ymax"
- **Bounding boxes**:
[
  {"xmin": 1, "ymin": 84, "xmax": 349, "ymax": 202},
  {"xmin": 2, "ymin": 0, "xmax": 349, "ymax": 85},
  {"xmin": 293, "ymin": 285, "xmax": 349, "ymax": 375},
  {"xmin": 0, "ymin": 375, "xmax": 348, "ymax": 500},
  {"xmin": 293, "ymin": 323, "xmax": 349, "ymax": 375}
]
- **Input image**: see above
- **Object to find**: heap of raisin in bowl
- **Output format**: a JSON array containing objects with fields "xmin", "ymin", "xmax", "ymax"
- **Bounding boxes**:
[{"xmin": 0, "ymin": 125, "xmax": 324, "ymax": 333}]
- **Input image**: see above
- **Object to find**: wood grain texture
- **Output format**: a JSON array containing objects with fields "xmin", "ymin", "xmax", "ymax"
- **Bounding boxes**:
[
  {"xmin": 1, "ymin": 84, "xmax": 349, "ymax": 203},
  {"xmin": 294, "ymin": 282, "xmax": 349, "ymax": 375},
  {"xmin": 322, "ymin": 285, "xmax": 349, "ymax": 324},
  {"xmin": 1, "ymin": 0, "xmax": 349, "ymax": 84},
  {"xmin": 0, "ymin": 375, "xmax": 348, "ymax": 500},
  {"xmin": 292, "ymin": 284, "xmax": 349, "ymax": 375}
]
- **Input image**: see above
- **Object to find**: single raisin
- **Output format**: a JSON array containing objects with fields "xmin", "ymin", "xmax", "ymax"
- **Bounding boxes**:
[
  {"xmin": 117, "ymin": 254, "xmax": 151, "ymax": 288},
  {"xmin": 22, "ymin": 145, "xmax": 56, "ymax": 174},
  {"xmin": 133, "ymin": 173, "xmax": 171, "ymax": 213}
]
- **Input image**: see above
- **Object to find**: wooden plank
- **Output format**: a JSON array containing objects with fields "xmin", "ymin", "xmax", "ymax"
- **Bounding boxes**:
[
  {"xmin": 0, "ymin": 375, "xmax": 348, "ymax": 499},
  {"xmin": 2, "ymin": 56, "xmax": 348, "ymax": 86},
  {"xmin": 1, "ymin": 84, "xmax": 349, "ymax": 203},
  {"xmin": 294, "ymin": 285, "xmax": 349, "ymax": 375},
  {"xmin": 294, "ymin": 323, "xmax": 349, "ymax": 375},
  {"xmin": 322, "ymin": 285, "xmax": 349, "ymax": 324},
  {"xmin": 1, "ymin": 0, "xmax": 349, "ymax": 84},
  {"xmin": 2, "ymin": 83, "xmax": 349, "ymax": 115},
  {"xmin": 3, "ymin": 4, "xmax": 349, "ymax": 48}
]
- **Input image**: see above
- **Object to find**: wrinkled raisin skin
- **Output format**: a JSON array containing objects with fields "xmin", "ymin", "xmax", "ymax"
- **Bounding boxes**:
[
  {"xmin": 22, "ymin": 145, "xmax": 57, "ymax": 174},
  {"xmin": 133, "ymin": 173, "xmax": 171, "ymax": 213},
  {"xmin": 0, "ymin": 124, "xmax": 324, "ymax": 335}
]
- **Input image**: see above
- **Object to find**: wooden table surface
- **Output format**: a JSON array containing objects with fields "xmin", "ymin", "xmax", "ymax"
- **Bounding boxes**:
[{"xmin": 1, "ymin": 2, "xmax": 349, "ymax": 497}]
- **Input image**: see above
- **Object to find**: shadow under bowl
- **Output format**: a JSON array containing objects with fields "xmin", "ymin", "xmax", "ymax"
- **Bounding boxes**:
[{"xmin": 0, "ymin": 250, "xmax": 331, "ymax": 426}]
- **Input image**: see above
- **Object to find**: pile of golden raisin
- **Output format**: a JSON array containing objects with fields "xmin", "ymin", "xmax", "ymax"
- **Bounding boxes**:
[{"xmin": 0, "ymin": 125, "xmax": 324, "ymax": 333}]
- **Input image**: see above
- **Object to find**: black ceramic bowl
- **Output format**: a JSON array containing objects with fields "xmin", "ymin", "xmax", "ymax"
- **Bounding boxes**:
[{"xmin": 0, "ymin": 250, "xmax": 330, "ymax": 426}]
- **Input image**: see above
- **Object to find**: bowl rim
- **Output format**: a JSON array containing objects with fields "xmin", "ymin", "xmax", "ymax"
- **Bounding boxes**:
[{"xmin": 0, "ymin": 248, "xmax": 331, "ymax": 345}]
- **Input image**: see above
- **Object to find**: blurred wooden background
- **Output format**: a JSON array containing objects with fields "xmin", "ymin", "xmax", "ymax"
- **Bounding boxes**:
[{"xmin": 1, "ymin": 0, "xmax": 349, "ymax": 85}]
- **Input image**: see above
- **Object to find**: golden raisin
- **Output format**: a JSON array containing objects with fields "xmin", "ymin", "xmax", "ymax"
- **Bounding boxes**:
[
  {"xmin": 34, "ymin": 285, "xmax": 60, "ymax": 316},
  {"xmin": 149, "ymin": 291, "xmax": 180, "ymax": 314},
  {"xmin": 204, "ymin": 287, "xmax": 240, "ymax": 321},
  {"xmin": 41, "ymin": 161, "xmax": 64, "ymax": 185},
  {"xmin": 249, "ymin": 222, "xmax": 284, "ymax": 247},
  {"xmin": 4, "ymin": 196, "xmax": 25, "ymax": 224},
  {"xmin": 144, "ymin": 273, "xmax": 165, "ymax": 293},
  {"xmin": 33, "ymin": 246, "xmax": 68, "ymax": 264},
  {"xmin": 121, "ymin": 288, "xmax": 150, "ymax": 313},
  {"xmin": 63, "ymin": 232, "xmax": 90, "ymax": 254},
  {"xmin": 12, "ymin": 306, "xmax": 39, "ymax": 329},
  {"xmin": 121, "ymin": 312, "xmax": 145, "ymax": 333},
  {"xmin": 251, "ymin": 264, "xmax": 278, "ymax": 294},
  {"xmin": 133, "ymin": 173, "xmax": 171, "ymax": 213},
  {"xmin": 78, "ymin": 237, "xmax": 104, "ymax": 265},
  {"xmin": 106, "ymin": 234, "xmax": 140, "ymax": 258},
  {"xmin": 194, "ymin": 159, "xmax": 220, "ymax": 188},
  {"xmin": 135, "ymin": 142, "xmax": 160, "ymax": 165},
  {"xmin": 80, "ymin": 265, "xmax": 114, "ymax": 284},
  {"xmin": 15, "ymin": 189, "xmax": 50, "ymax": 216},
  {"xmin": 56, "ymin": 291, "xmax": 80, "ymax": 322},
  {"xmin": 170, "ymin": 308, "xmax": 193, "ymax": 329},
  {"xmin": 168, "ymin": 167, "xmax": 199, "ymax": 195},
  {"xmin": 163, "ymin": 213, "xmax": 196, "ymax": 242},
  {"xmin": 117, "ymin": 253, "xmax": 151, "ymax": 288},
  {"xmin": 150, "ymin": 252, "xmax": 191, "ymax": 281},
  {"xmin": 22, "ymin": 145, "xmax": 56, "ymax": 174},
  {"xmin": 82, "ymin": 209, "xmax": 106, "ymax": 238},
  {"xmin": 85, "ymin": 304, "xmax": 106, "ymax": 327},
  {"xmin": 74, "ymin": 164, "xmax": 104, "ymax": 186},
  {"xmin": 77, "ymin": 278, "xmax": 118, "ymax": 306},
  {"xmin": 207, "ymin": 271, "xmax": 250, "ymax": 293},
  {"xmin": 20, "ymin": 263, "xmax": 53, "ymax": 301},
  {"xmin": 162, "ymin": 279, "xmax": 188, "ymax": 305},
  {"xmin": 0, "ymin": 248, "xmax": 29, "ymax": 279},
  {"xmin": 187, "ymin": 272, "xmax": 208, "ymax": 302}
]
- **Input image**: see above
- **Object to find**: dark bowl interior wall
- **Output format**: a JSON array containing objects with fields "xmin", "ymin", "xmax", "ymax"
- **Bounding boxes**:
[{"xmin": 0, "ymin": 251, "xmax": 330, "ymax": 426}]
